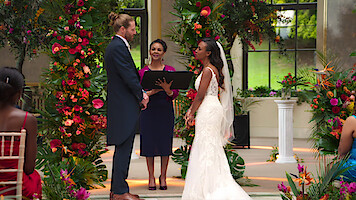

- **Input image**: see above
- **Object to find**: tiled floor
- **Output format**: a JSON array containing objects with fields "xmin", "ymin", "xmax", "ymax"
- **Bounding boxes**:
[{"xmin": 90, "ymin": 136, "xmax": 319, "ymax": 199}]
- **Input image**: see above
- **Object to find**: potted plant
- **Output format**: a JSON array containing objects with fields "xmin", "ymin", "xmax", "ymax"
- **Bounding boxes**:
[{"xmin": 232, "ymin": 89, "xmax": 261, "ymax": 148}]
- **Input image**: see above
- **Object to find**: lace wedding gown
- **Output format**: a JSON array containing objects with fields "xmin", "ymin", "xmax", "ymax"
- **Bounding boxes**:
[{"xmin": 182, "ymin": 68, "xmax": 252, "ymax": 200}]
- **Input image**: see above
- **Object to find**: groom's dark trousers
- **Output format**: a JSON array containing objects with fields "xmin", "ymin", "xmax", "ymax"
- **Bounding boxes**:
[{"xmin": 104, "ymin": 36, "xmax": 143, "ymax": 195}]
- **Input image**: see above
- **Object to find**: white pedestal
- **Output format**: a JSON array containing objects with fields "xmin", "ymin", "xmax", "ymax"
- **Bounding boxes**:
[{"xmin": 274, "ymin": 100, "xmax": 297, "ymax": 164}]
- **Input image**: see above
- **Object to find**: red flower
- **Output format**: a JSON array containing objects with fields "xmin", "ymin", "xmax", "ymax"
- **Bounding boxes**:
[
  {"xmin": 50, "ymin": 139, "xmax": 62, "ymax": 149},
  {"xmin": 205, "ymin": 29, "xmax": 211, "ymax": 37},
  {"xmin": 68, "ymin": 48, "xmax": 77, "ymax": 54},
  {"xmin": 79, "ymin": 29, "xmax": 87, "ymax": 37},
  {"xmin": 200, "ymin": 6, "xmax": 211, "ymax": 18},
  {"xmin": 215, "ymin": 35, "xmax": 220, "ymax": 41},
  {"xmin": 75, "ymin": 45, "xmax": 82, "ymax": 52},
  {"xmin": 77, "ymin": 0, "xmax": 84, "ymax": 7},
  {"xmin": 4, "ymin": 0, "xmax": 11, "ymax": 6},
  {"xmin": 92, "ymin": 99, "xmax": 104, "ymax": 109},
  {"xmin": 72, "ymin": 14, "xmax": 79, "ymax": 21},
  {"xmin": 81, "ymin": 38, "xmax": 89, "ymax": 46},
  {"xmin": 52, "ymin": 43, "xmax": 62, "ymax": 54},
  {"xmin": 187, "ymin": 89, "xmax": 197, "ymax": 101},
  {"xmin": 68, "ymin": 19, "xmax": 75, "ymax": 25},
  {"xmin": 83, "ymin": 79, "xmax": 91, "ymax": 88},
  {"xmin": 340, "ymin": 94, "xmax": 348, "ymax": 101},
  {"xmin": 332, "ymin": 106, "xmax": 341, "ymax": 114},
  {"xmin": 196, "ymin": 2, "xmax": 201, "ymax": 7}
]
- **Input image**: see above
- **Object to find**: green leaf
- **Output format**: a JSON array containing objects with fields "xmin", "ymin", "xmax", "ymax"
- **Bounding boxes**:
[{"xmin": 286, "ymin": 172, "xmax": 299, "ymax": 197}]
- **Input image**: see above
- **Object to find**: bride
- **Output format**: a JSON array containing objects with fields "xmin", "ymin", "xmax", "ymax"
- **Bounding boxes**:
[{"xmin": 182, "ymin": 38, "xmax": 252, "ymax": 200}]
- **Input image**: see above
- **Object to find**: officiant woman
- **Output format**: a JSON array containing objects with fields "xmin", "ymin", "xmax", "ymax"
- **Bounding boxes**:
[{"xmin": 138, "ymin": 39, "xmax": 179, "ymax": 190}]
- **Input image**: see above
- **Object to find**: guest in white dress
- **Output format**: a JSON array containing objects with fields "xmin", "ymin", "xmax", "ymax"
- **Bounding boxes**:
[{"xmin": 182, "ymin": 38, "xmax": 252, "ymax": 200}]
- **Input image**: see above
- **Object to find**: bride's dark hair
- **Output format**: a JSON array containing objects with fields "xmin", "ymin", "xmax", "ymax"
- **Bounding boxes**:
[{"xmin": 201, "ymin": 37, "xmax": 224, "ymax": 89}]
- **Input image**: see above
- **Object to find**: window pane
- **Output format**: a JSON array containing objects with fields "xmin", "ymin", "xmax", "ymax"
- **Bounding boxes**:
[
  {"xmin": 297, "ymin": 9, "xmax": 317, "ymax": 49},
  {"xmin": 248, "ymin": 52, "xmax": 269, "ymax": 89},
  {"xmin": 251, "ymin": 40, "xmax": 269, "ymax": 51},
  {"xmin": 271, "ymin": 51, "xmax": 295, "ymax": 89},
  {"xmin": 119, "ymin": 0, "xmax": 145, "ymax": 8},
  {"xmin": 131, "ymin": 16, "xmax": 142, "ymax": 69},
  {"xmin": 273, "ymin": 10, "xmax": 296, "ymax": 49}
]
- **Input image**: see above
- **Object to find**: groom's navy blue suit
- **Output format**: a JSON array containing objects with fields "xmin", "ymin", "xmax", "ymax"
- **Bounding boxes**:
[{"xmin": 105, "ymin": 36, "xmax": 143, "ymax": 195}]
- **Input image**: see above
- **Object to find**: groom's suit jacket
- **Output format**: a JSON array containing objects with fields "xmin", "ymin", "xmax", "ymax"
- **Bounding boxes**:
[{"xmin": 104, "ymin": 36, "xmax": 143, "ymax": 145}]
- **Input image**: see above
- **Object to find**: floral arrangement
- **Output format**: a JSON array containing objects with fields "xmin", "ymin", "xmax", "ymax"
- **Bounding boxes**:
[
  {"xmin": 278, "ymin": 72, "xmax": 306, "ymax": 99},
  {"xmin": 220, "ymin": 0, "xmax": 283, "ymax": 51},
  {"xmin": 304, "ymin": 62, "xmax": 356, "ymax": 155},
  {"xmin": 279, "ymin": 161, "xmax": 356, "ymax": 200},
  {"xmin": 169, "ymin": 0, "xmax": 247, "ymax": 181},
  {"xmin": 168, "ymin": 0, "xmax": 228, "ymax": 76},
  {"xmin": 0, "ymin": 0, "xmax": 48, "ymax": 71},
  {"xmin": 37, "ymin": 0, "xmax": 111, "ymax": 197}
]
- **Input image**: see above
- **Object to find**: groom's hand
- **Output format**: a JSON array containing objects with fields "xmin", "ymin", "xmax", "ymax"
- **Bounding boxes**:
[{"xmin": 141, "ymin": 92, "xmax": 149, "ymax": 110}]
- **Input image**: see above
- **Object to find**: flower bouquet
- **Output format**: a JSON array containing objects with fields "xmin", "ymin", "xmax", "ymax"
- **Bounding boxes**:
[{"xmin": 278, "ymin": 73, "xmax": 306, "ymax": 99}]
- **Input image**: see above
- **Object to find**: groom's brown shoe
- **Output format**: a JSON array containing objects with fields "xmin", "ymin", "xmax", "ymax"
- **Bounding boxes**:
[{"xmin": 112, "ymin": 192, "xmax": 143, "ymax": 200}]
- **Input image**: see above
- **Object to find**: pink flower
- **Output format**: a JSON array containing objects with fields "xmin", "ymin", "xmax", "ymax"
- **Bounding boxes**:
[
  {"xmin": 64, "ymin": 26, "xmax": 70, "ymax": 31},
  {"xmin": 27, "ymin": 30, "xmax": 31, "ymax": 35},
  {"xmin": 330, "ymin": 98, "xmax": 338, "ymax": 106},
  {"xmin": 92, "ymin": 99, "xmax": 104, "ymax": 109},
  {"xmin": 52, "ymin": 43, "xmax": 62, "ymax": 54},
  {"xmin": 221, "ymin": 14, "xmax": 225, "ymax": 18},
  {"xmin": 9, "ymin": 28, "xmax": 14, "ymax": 33},
  {"xmin": 200, "ymin": 6, "xmax": 211, "ymax": 18},
  {"xmin": 83, "ymin": 66, "xmax": 91, "ymax": 74},
  {"xmin": 53, "ymin": 31, "xmax": 58, "ymax": 37},
  {"xmin": 64, "ymin": 119, "xmax": 74, "ymax": 126}
]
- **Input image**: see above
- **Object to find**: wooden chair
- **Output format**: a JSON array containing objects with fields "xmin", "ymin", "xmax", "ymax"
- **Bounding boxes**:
[{"xmin": 0, "ymin": 130, "xmax": 26, "ymax": 200}]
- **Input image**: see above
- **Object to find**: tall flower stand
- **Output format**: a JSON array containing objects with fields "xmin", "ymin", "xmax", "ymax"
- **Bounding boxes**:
[{"xmin": 274, "ymin": 100, "xmax": 297, "ymax": 163}]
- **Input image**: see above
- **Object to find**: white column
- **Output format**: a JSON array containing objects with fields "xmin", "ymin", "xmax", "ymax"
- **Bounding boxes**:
[{"xmin": 274, "ymin": 100, "xmax": 297, "ymax": 163}]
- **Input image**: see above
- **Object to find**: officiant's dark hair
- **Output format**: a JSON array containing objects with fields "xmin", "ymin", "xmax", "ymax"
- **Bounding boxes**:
[
  {"xmin": 150, "ymin": 39, "xmax": 167, "ymax": 52},
  {"xmin": 201, "ymin": 37, "xmax": 224, "ymax": 89}
]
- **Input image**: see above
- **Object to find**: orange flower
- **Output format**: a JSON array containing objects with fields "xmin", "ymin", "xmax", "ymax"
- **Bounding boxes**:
[
  {"xmin": 326, "ymin": 91, "xmax": 334, "ymax": 99},
  {"xmin": 200, "ymin": 6, "xmax": 211, "ymax": 18}
]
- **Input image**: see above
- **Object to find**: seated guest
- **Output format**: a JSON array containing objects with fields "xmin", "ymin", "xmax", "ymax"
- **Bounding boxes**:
[
  {"xmin": 338, "ymin": 103, "xmax": 356, "ymax": 182},
  {"xmin": 0, "ymin": 67, "xmax": 42, "ymax": 199}
]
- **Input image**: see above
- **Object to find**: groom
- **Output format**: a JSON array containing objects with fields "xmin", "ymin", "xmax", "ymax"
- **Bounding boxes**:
[{"xmin": 105, "ymin": 12, "xmax": 148, "ymax": 200}]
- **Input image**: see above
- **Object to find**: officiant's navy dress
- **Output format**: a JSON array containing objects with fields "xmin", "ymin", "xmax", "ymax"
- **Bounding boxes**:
[{"xmin": 138, "ymin": 65, "xmax": 179, "ymax": 157}]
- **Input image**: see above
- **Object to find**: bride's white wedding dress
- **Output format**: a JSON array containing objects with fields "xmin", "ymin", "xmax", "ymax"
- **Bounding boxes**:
[{"xmin": 182, "ymin": 67, "xmax": 252, "ymax": 200}]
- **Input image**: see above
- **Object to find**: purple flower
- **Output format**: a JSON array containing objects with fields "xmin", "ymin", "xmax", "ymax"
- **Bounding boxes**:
[
  {"xmin": 269, "ymin": 91, "xmax": 277, "ymax": 96},
  {"xmin": 75, "ymin": 187, "xmax": 90, "ymax": 200},
  {"xmin": 277, "ymin": 182, "xmax": 288, "ymax": 193},
  {"xmin": 336, "ymin": 79, "xmax": 343, "ymax": 88},
  {"xmin": 297, "ymin": 164, "xmax": 304, "ymax": 173},
  {"xmin": 9, "ymin": 28, "xmax": 14, "ymax": 34},
  {"xmin": 330, "ymin": 98, "xmax": 338, "ymax": 106},
  {"xmin": 348, "ymin": 182, "xmax": 356, "ymax": 193}
]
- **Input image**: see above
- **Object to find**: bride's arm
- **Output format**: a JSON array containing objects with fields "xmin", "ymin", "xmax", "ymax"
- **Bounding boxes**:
[{"xmin": 185, "ymin": 68, "xmax": 212, "ymax": 123}]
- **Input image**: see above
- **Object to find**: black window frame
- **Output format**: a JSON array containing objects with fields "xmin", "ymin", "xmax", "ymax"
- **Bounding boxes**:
[
  {"xmin": 242, "ymin": 0, "xmax": 317, "ymax": 90},
  {"xmin": 122, "ymin": 0, "xmax": 148, "ymax": 69}
]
